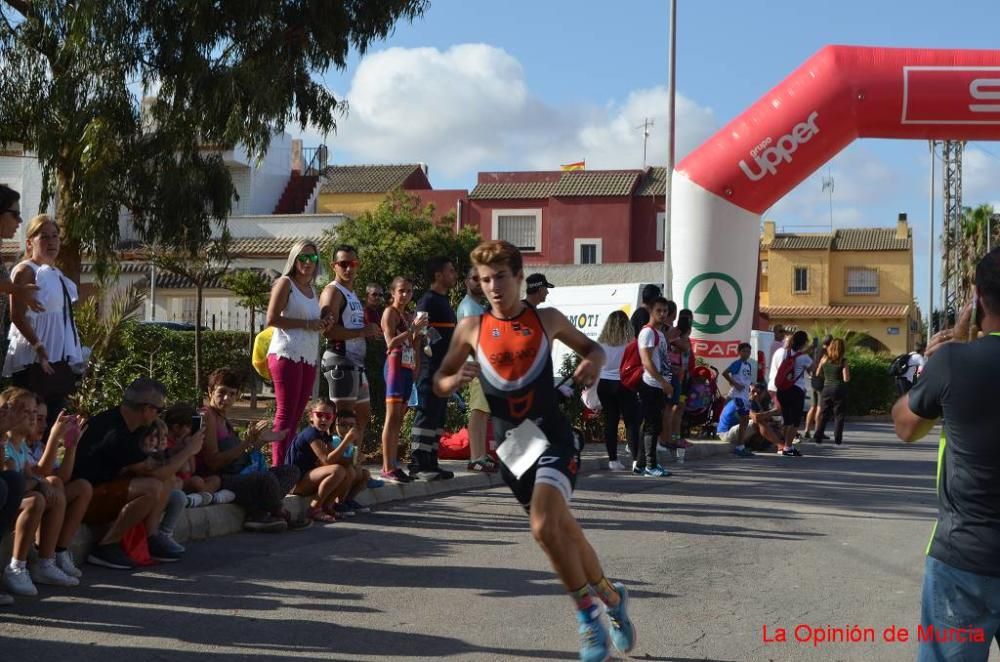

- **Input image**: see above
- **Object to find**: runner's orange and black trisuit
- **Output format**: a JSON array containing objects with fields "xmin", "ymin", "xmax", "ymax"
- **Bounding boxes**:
[{"xmin": 476, "ymin": 304, "xmax": 581, "ymax": 509}]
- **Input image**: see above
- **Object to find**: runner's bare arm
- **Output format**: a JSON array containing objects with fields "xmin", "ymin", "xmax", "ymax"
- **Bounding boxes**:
[
  {"xmin": 319, "ymin": 284, "xmax": 368, "ymax": 341},
  {"xmin": 433, "ymin": 317, "xmax": 480, "ymax": 397},
  {"xmin": 539, "ymin": 308, "xmax": 605, "ymax": 386}
]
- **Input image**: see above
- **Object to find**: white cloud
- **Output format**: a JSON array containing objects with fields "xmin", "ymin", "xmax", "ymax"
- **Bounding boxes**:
[
  {"xmin": 962, "ymin": 147, "xmax": 1000, "ymax": 204},
  {"xmin": 768, "ymin": 144, "xmax": 900, "ymax": 230},
  {"xmin": 307, "ymin": 44, "xmax": 718, "ymax": 180}
]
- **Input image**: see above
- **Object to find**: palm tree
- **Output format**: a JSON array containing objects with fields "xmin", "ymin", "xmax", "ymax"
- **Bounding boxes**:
[
  {"xmin": 806, "ymin": 323, "xmax": 874, "ymax": 355},
  {"xmin": 958, "ymin": 204, "xmax": 994, "ymax": 299}
]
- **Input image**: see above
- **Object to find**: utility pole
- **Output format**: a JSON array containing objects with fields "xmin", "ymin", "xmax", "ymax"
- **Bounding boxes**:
[
  {"xmin": 928, "ymin": 140, "xmax": 936, "ymax": 337},
  {"xmin": 636, "ymin": 118, "xmax": 654, "ymax": 168}
]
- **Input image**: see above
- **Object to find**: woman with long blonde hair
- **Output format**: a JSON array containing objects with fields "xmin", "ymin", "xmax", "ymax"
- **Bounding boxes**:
[
  {"xmin": 813, "ymin": 337, "xmax": 850, "ymax": 445},
  {"xmin": 596, "ymin": 310, "xmax": 640, "ymax": 470},
  {"xmin": 265, "ymin": 240, "xmax": 332, "ymax": 466}
]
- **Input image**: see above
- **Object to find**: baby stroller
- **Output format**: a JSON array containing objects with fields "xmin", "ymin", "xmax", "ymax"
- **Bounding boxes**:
[{"xmin": 681, "ymin": 365, "xmax": 725, "ymax": 439}]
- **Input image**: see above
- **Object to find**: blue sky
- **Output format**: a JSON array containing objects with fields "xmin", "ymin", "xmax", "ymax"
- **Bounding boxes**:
[{"xmin": 300, "ymin": 0, "xmax": 1000, "ymax": 317}]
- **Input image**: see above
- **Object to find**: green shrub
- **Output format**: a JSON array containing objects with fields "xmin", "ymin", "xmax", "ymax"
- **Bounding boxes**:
[
  {"xmin": 80, "ymin": 321, "xmax": 252, "ymax": 412},
  {"xmin": 845, "ymin": 351, "xmax": 896, "ymax": 415}
]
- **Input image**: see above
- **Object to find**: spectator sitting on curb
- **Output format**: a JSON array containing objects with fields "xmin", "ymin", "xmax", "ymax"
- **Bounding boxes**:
[
  {"xmin": 162, "ymin": 403, "xmax": 230, "ymax": 506},
  {"xmin": 1, "ymin": 387, "xmax": 75, "ymax": 594},
  {"xmin": 72, "ymin": 377, "xmax": 203, "ymax": 569},
  {"xmin": 198, "ymin": 368, "xmax": 305, "ymax": 533},
  {"xmin": 286, "ymin": 399, "xmax": 351, "ymax": 523},
  {"xmin": 24, "ymin": 395, "xmax": 89, "ymax": 582},
  {"xmin": 138, "ymin": 419, "xmax": 190, "ymax": 560},
  {"xmin": 329, "ymin": 409, "xmax": 372, "ymax": 517}
]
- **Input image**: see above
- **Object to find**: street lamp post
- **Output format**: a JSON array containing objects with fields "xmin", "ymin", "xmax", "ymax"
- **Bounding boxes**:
[{"xmin": 663, "ymin": 0, "xmax": 677, "ymax": 298}]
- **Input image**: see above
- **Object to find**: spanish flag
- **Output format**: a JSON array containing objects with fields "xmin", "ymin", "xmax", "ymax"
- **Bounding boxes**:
[{"xmin": 560, "ymin": 161, "xmax": 585, "ymax": 171}]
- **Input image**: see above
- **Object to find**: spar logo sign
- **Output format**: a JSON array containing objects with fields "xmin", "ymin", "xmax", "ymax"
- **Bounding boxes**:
[
  {"xmin": 738, "ymin": 111, "xmax": 820, "ymax": 181},
  {"xmin": 684, "ymin": 272, "xmax": 742, "ymax": 335}
]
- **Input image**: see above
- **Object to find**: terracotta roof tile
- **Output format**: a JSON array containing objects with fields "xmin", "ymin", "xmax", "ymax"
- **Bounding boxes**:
[
  {"xmin": 834, "ymin": 228, "xmax": 911, "ymax": 251},
  {"xmin": 765, "ymin": 227, "xmax": 911, "ymax": 251},
  {"xmin": 551, "ymin": 170, "xmax": 641, "ymax": 197},
  {"xmin": 319, "ymin": 164, "xmax": 424, "ymax": 194},
  {"xmin": 636, "ymin": 167, "xmax": 667, "ymax": 196},
  {"xmin": 767, "ymin": 234, "xmax": 834, "ymax": 250},
  {"xmin": 761, "ymin": 304, "xmax": 910, "ymax": 319},
  {"xmin": 469, "ymin": 181, "xmax": 556, "ymax": 199}
]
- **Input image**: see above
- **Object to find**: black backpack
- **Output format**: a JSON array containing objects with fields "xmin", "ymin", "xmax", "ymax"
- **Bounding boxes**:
[{"xmin": 888, "ymin": 353, "xmax": 911, "ymax": 377}]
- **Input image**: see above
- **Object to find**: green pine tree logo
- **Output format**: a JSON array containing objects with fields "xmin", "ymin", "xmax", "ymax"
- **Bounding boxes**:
[
  {"xmin": 684, "ymin": 272, "xmax": 743, "ymax": 335},
  {"xmin": 693, "ymin": 284, "xmax": 731, "ymax": 334}
]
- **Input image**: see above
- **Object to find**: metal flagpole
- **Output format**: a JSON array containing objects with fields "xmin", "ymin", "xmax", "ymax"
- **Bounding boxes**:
[
  {"xmin": 663, "ymin": 0, "xmax": 677, "ymax": 298},
  {"xmin": 928, "ymin": 140, "xmax": 936, "ymax": 337}
]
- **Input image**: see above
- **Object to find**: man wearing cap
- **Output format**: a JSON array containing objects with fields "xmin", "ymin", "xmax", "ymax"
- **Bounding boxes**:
[{"xmin": 525, "ymin": 273, "xmax": 554, "ymax": 307}]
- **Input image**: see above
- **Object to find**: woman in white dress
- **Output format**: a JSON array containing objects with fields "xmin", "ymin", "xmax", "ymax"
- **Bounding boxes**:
[{"xmin": 4, "ymin": 214, "xmax": 83, "ymax": 426}]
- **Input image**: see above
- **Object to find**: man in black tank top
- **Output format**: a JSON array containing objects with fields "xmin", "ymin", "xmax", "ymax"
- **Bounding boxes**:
[{"xmin": 434, "ymin": 240, "xmax": 637, "ymax": 662}]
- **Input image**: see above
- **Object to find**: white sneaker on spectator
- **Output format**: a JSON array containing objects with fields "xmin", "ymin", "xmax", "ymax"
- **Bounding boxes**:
[
  {"xmin": 0, "ymin": 592, "xmax": 12, "ymax": 605},
  {"xmin": 31, "ymin": 559, "xmax": 79, "ymax": 587},
  {"xmin": 212, "ymin": 489, "xmax": 236, "ymax": 504},
  {"xmin": 3, "ymin": 565, "xmax": 38, "ymax": 596},
  {"xmin": 197, "ymin": 491, "xmax": 214, "ymax": 506},
  {"xmin": 186, "ymin": 493, "xmax": 204, "ymax": 507},
  {"xmin": 608, "ymin": 460, "xmax": 626, "ymax": 471},
  {"xmin": 55, "ymin": 550, "xmax": 82, "ymax": 579}
]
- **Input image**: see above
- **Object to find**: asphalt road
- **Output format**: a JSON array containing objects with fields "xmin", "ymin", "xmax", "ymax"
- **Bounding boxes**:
[{"xmin": 2, "ymin": 422, "xmax": 996, "ymax": 661}]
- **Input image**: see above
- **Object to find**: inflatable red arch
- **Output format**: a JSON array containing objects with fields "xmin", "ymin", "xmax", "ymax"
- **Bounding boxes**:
[{"xmin": 672, "ymin": 45, "xmax": 1000, "ymax": 364}]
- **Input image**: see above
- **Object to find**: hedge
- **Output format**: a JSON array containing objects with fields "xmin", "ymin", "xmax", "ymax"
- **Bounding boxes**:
[
  {"xmin": 78, "ymin": 321, "xmax": 252, "ymax": 413},
  {"xmin": 844, "ymin": 351, "xmax": 897, "ymax": 416}
]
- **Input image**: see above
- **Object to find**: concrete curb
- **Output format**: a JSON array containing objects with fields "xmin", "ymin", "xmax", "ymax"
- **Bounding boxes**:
[{"xmin": 2, "ymin": 439, "xmax": 733, "ymax": 567}]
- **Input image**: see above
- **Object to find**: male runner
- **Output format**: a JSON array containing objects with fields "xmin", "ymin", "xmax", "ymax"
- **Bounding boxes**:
[
  {"xmin": 434, "ymin": 240, "xmax": 635, "ymax": 662},
  {"xmin": 320, "ymin": 245, "xmax": 381, "ymax": 435},
  {"xmin": 456, "ymin": 266, "xmax": 497, "ymax": 473}
]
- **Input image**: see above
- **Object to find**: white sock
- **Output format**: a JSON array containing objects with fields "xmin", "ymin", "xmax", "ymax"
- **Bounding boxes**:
[{"xmin": 9, "ymin": 559, "xmax": 26, "ymax": 571}]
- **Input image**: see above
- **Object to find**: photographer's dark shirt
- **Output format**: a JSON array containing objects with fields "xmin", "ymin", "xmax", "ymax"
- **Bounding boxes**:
[
  {"xmin": 908, "ymin": 334, "xmax": 1000, "ymax": 577},
  {"xmin": 72, "ymin": 408, "xmax": 147, "ymax": 485}
]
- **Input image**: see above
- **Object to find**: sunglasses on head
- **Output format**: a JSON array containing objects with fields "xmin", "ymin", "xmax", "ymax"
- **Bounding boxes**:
[
  {"xmin": 296, "ymin": 254, "xmax": 320, "ymax": 264},
  {"xmin": 311, "ymin": 411, "xmax": 334, "ymax": 420},
  {"xmin": 334, "ymin": 259, "xmax": 358, "ymax": 269}
]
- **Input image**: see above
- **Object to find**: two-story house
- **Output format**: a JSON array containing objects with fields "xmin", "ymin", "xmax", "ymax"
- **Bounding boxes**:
[{"xmin": 759, "ymin": 215, "xmax": 922, "ymax": 355}]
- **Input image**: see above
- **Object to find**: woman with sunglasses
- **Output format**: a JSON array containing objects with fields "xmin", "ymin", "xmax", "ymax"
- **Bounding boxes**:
[{"xmin": 265, "ymin": 240, "xmax": 331, "ymax": 467}]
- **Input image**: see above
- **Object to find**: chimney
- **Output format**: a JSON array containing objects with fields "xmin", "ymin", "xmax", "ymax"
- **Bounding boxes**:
[
  {"xmin": 762, "ymin": 219, "xmax": 776, "ymax": 244},
  {"xmin": 896, "ymin": 212, "xmax": 909, "ymax": 240}
]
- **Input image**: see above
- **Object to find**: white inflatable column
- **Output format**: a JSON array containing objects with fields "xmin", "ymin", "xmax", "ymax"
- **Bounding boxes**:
[{"xmin": 670, "ymin": 172, "xmax": 761, "ymax": 373}]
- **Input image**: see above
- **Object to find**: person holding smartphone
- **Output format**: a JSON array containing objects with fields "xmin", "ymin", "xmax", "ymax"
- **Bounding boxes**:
[
  {"xmin": 163, "ymin": 403, "xmax": 228, "ymax": 504},
  {"xmin": 893, "ymin": 249, "xmax": 1000, "ymax": 662}
]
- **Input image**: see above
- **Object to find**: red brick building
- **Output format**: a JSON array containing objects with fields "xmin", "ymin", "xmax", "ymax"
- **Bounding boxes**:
[{"xmin": 416, "ymin": 167, "xmax": 667, "ymax": 265}]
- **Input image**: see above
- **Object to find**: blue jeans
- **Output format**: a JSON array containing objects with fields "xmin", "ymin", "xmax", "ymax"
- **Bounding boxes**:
[{"xmin": 919, "ymin": 555, "xmax": 1000, "ymax": 661}]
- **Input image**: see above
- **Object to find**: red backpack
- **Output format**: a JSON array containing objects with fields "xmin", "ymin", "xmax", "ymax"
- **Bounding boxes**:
[
  {"xmin": 620, "ymin": 325, "xmax": 659, "ymax": 391},
  {"xmin": 774, "ymin": 350, "xmax": 803, "ymax": 392}
]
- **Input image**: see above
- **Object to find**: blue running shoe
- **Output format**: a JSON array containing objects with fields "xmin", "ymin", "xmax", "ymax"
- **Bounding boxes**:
[
  {"xmin": 607, "ymin": 583, "xmax": 637, "ymax": 653},
  {"xmin": 644, "ymin": 465, "xmax": 670, "ymax": 477},
  {"xmin": 577, "ymin": 609, "xmax": 610, "ymax": 662}
]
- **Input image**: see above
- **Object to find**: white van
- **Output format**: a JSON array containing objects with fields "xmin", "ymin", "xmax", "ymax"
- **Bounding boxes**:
[{"xmin": 537, "ymin": 282, "xmax": 660, "ymax": 374}]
